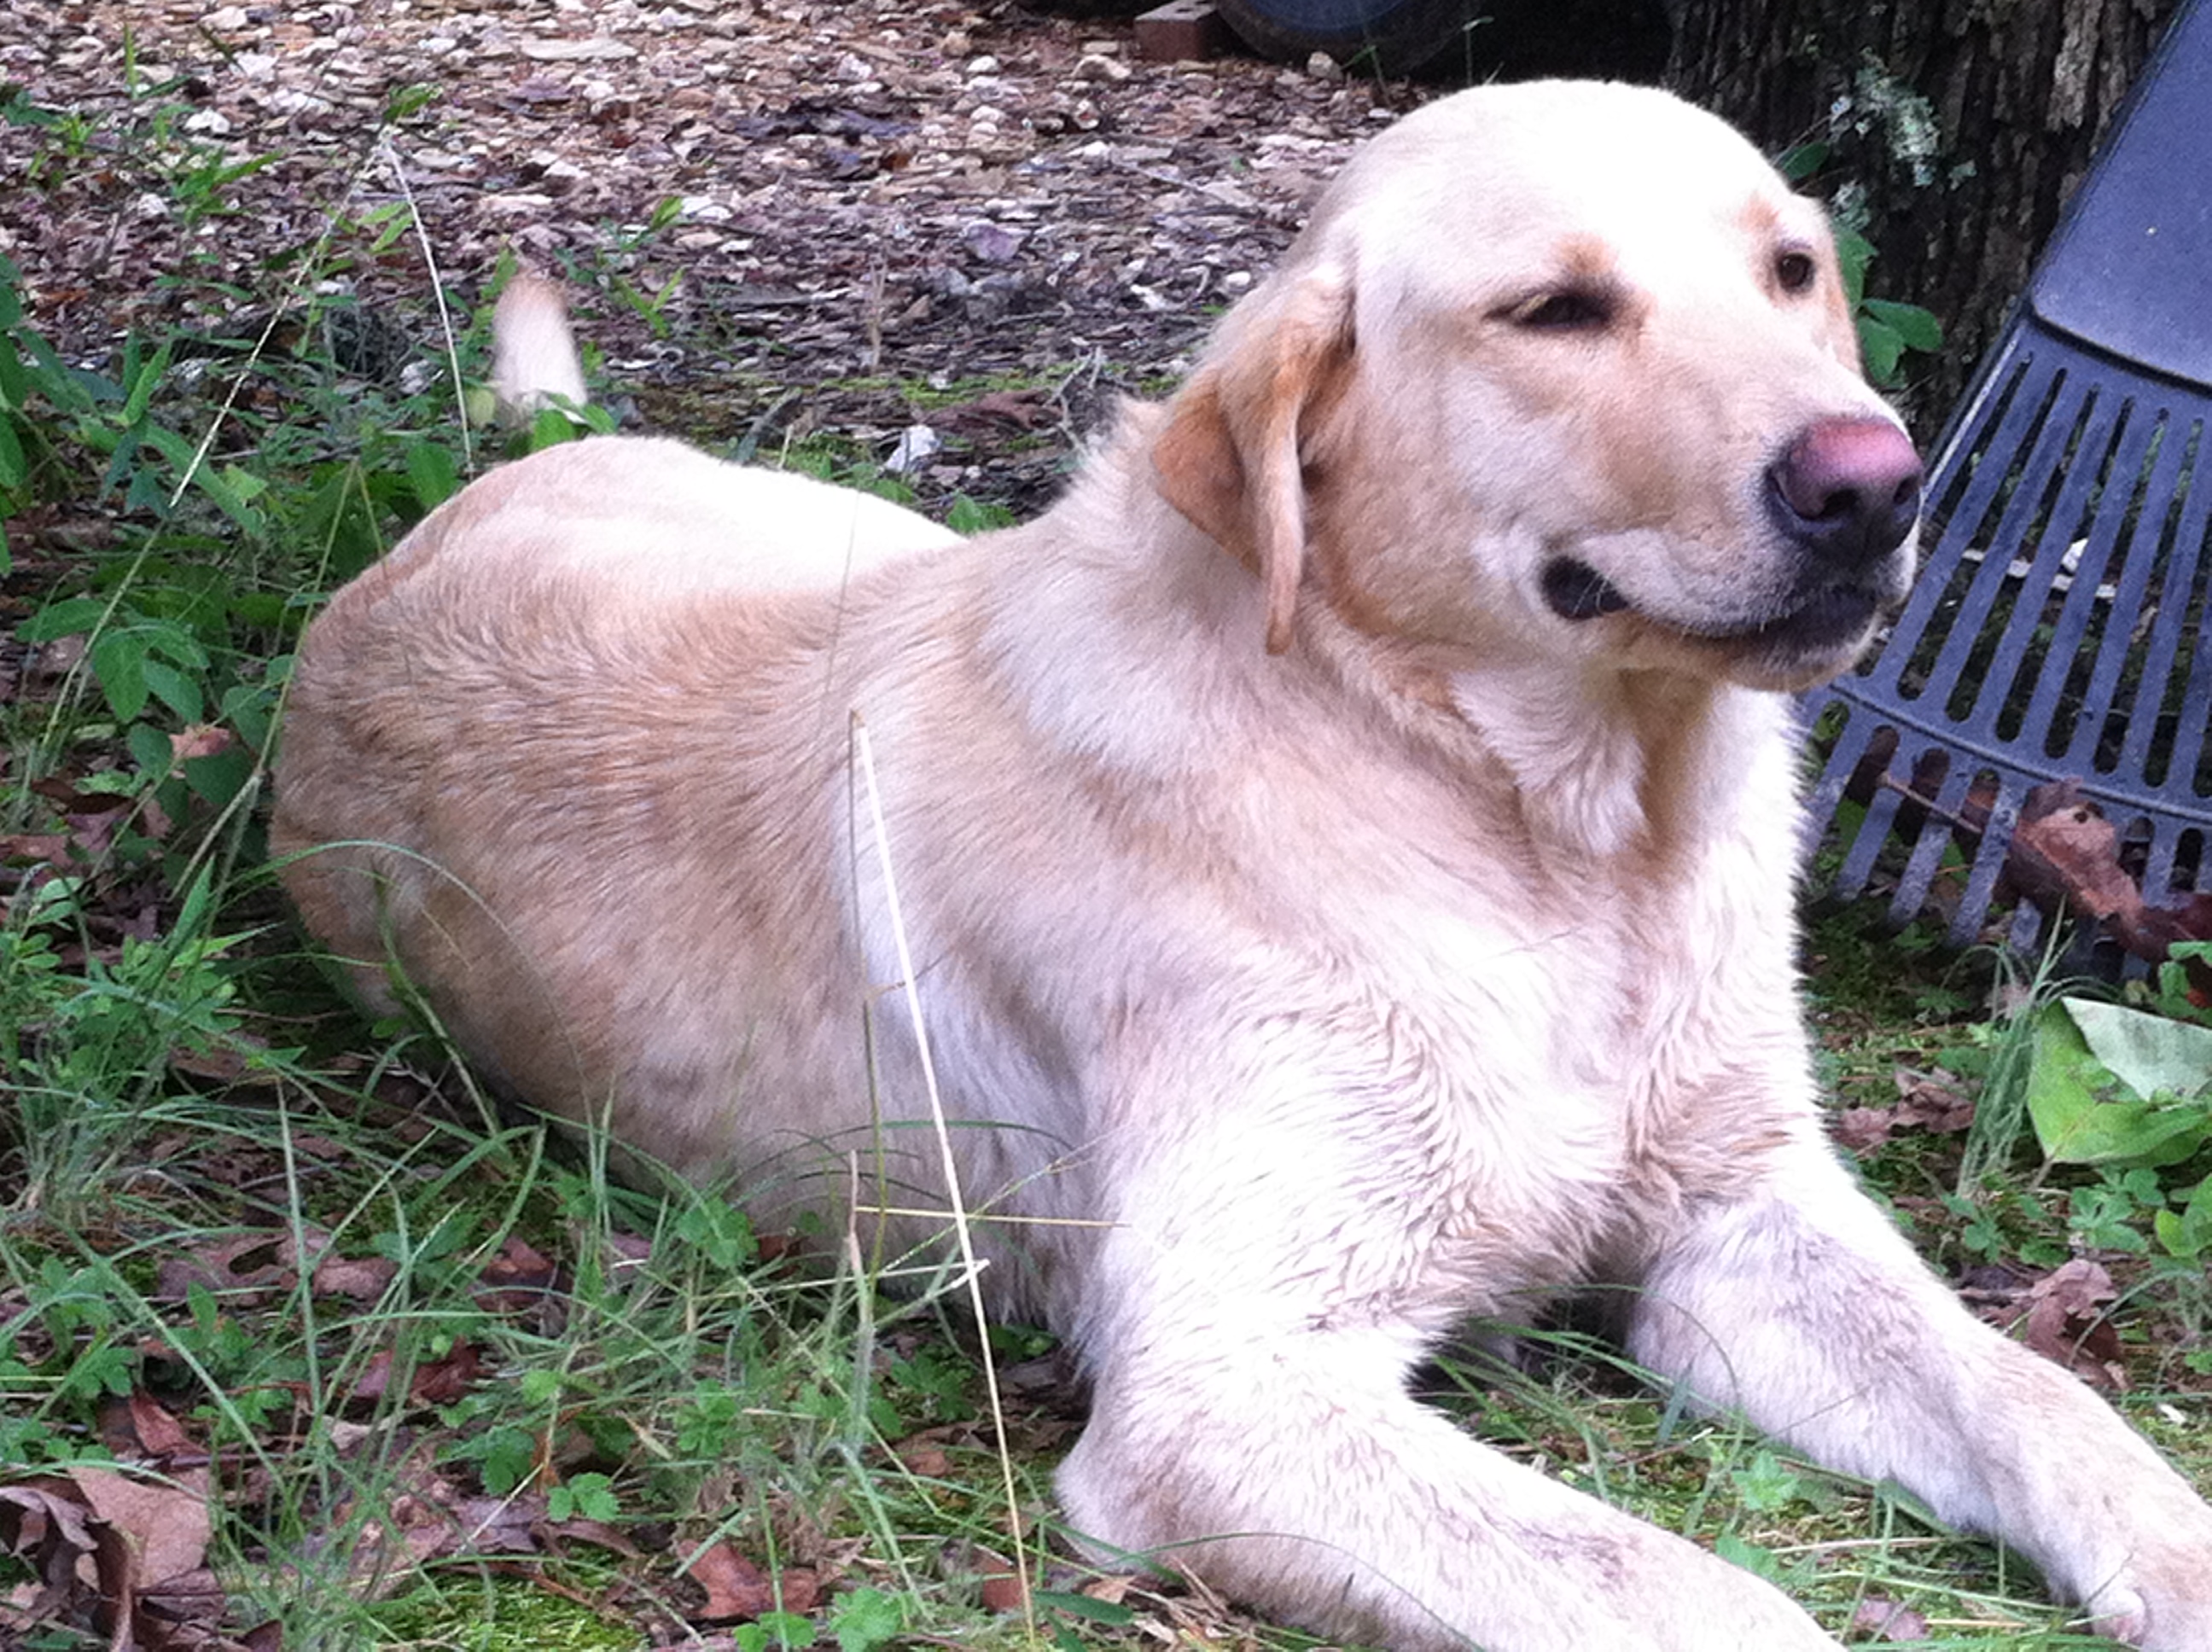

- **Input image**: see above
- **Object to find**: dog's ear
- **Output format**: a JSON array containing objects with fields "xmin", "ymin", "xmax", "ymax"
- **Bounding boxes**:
[{"xmin": 1152, "ymin": 270, "xmax": 1354, "ymax": 654}]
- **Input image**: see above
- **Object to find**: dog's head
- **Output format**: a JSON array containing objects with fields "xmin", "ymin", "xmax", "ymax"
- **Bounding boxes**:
[{"xmin": 1153, "ymin": 80, "xmax": 1921, "ymax": 695}]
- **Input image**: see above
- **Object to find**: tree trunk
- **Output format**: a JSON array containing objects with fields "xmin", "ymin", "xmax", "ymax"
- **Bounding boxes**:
[{"xmin": 1668, "ymin": 0, "xmax": 2180, "ymax": 422}]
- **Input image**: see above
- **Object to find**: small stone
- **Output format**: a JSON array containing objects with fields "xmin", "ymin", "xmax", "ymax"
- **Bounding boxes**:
[
  {"xmin": 887, "ymin": 425, "xmax": 942, "ymax": 474},
  {"xmin": 961, "ymin": 220, "xmax": 1024, "ymax": 262}
]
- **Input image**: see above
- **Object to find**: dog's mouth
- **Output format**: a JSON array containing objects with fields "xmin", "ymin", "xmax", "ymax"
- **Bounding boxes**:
[
  {"xmin": 1538, "ymin": 555, "xmax": 1884, "ymax": 654},
  {"xmin": 1540, "ymin": 558, "xmax": 1633, "ymax": 620},
  {"xmin": 1743, "ymin": 583, "xmax": 1883, "ymax": 651}
]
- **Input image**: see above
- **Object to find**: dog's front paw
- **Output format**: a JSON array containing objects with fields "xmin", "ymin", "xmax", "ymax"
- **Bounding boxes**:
[
  {"xmin": 2086, "ymin": 1550, "xmax": 2212, "ymax": 1652},
  {"xmin": 2068, "ymin": 1492, "xmax": 2212, "ymax": 1652}
]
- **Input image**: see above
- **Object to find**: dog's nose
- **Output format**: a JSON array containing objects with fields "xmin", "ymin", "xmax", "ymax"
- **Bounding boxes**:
[{"xmin": 1767, "ymin": 418, "xmax": 1923, "ymax": 572}]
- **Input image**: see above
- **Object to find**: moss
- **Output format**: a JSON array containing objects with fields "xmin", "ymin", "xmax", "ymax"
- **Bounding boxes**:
[{"xmin": 371, "ymin": 1575, "xmax": 643, "ymax": 1650}]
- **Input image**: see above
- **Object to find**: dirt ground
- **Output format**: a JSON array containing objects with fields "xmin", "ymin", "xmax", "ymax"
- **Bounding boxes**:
[{"xmin": 2, "ymin": 0, "xmax": 1430, "ymax": 509}]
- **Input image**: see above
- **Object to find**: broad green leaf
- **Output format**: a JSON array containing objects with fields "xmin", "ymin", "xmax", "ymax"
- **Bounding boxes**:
[
  {"xmin": 185, "ymin": 742, "xmax": 254, "ymax": 812},
  {"xmin": 139, "ymin": 659, "xmax": 203, "ymax": 723},
  {"xmin": 405, "ymin": 439, "xmax": 460, "ymax": 511},
  {"xmin": 0, "ymin": 334, "xmax": 26, "ymax": 406},
  {"xmin": 126, "ymin": 720, "xmax": 172, "ymax": 779},
  {"xmin": 1732, "ymin": 1447, "xmax": 1806, "ymax": 1512},
  {"xmin": 527, "ymin": 405, "xmax": 582, "ymax": 451},
  {"xmin": 1834, "ymin": 225, "xmax": 1875, "ymax": 310},
  {"xmin": 2157, "ymin": 1174, "xmax": 2212, "ymax": 1259},
  {"xmin": 2063, "ymin": 998, "xmax": 2212, "ymax": 1102},
  {"xmin": 1861, "ymin": 297, "xmax": 1943, "ymax": 353},
  {"xmin": 220, "ymin": 680, "xmax": 275, "ymax": 751},
  {"xmin": 192, "ymin": 462, "xmax": 266, "ymax": 537},
  {"xmin": 1778, "ymin": 140, "xmax": 1830, "ymax": 182},
  {"xmin": 1714, "ymin": 1530, "xmax": 1783, "ymax": 1582},
  {"xmin": 945, "ymin": 494, "xmax": 1013, "ymax": 535},
  {"xmin": 1858, "ymin": 317, "xmax": 1904, "ymax": 386},
  {"xmin": 2026, "ymin": 1003, "xmax": 2212, "ymax": 1166},
  {"xmin": 757, "ymin": 1611, "xmax": 813, "ymax": 1646},
  {"xmin": 118, "ymin": 339, "xmax": 173, "ymax": 427},
  {"xmin": 124, "ymin": 463, "xmax": 170, "ymax": 515},
  {"xmin": 830, "ymin": 1586, "xmax": 905, "ymax": 1652},
  {"xmin": 20, "ymin": 596, "xmax": 111, "ymax": 642},
  {"xmin": 144, "ymin": 620, "xmax": 210, "ymax": 672},
  {"xmin": 0, "ymin": 412, "xmax": 21, "ymax": 488},
  {"xmin": 89, "ymin": 629, "xmax": 149, "ymax": 721}
]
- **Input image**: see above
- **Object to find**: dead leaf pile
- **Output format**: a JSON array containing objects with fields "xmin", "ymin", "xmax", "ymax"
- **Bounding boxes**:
[{"xmin": 0, "ymin": 1433, "xmax": 267, "ymax": 1652}]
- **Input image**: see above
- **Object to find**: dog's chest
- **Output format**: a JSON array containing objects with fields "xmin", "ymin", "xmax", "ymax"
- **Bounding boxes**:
[
  {"xmin": 863, "ymin": 658, "xmax": 1812, "ymax": 1314},
  {"xmin": 1225, "ymin": 752, "xmax": 1808, "ymax": 1309},
  {"xmin": 1329, "ymin": 893, "xmax": 1731, "ymax": 1284}
]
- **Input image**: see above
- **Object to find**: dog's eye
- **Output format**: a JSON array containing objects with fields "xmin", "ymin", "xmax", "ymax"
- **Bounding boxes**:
[
  {"xmin": 1507, "ymin": 288, "xmax": 1615, "ymax": 333},
  {"xmin": 1774, "ymin": 250, "xmax": 1818, "ymax": 294}
]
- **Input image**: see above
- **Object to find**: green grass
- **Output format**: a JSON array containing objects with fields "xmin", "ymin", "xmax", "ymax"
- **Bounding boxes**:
[{"xmin": 5, "ymin": 79, "xmax": 2212, "ymax": 1652}]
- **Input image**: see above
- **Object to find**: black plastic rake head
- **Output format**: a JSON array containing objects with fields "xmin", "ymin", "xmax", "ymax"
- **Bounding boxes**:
[{"xmin": 1802, "ymin": 0, "xmax": 2212, "ymax": 962}]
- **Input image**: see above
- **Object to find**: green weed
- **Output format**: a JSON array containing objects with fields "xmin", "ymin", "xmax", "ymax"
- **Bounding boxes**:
[{"xmin": 1779, "ymin": 143, "xmax": 1945, "ymax": 387}]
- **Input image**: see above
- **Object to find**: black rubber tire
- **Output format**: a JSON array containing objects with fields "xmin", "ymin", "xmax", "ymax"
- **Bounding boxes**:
[{"xmin": 1213, "ymin": 0, "xmax": 1492, "ymax": 74}]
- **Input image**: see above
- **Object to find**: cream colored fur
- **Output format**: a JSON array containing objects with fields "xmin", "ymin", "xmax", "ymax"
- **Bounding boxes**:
[
  {"xmin": 487, "ymin": 274, "xmax": 588, "ymax": 417},
  {"xmin": 274, "ymin": 83, "xmax": 2212, "ymax": 1651}
]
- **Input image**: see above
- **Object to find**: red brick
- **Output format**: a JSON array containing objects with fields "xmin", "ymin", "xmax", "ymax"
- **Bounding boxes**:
[{"xmin": 1134, "ymin": 0, "xmax": 1232, "ymax": 63}]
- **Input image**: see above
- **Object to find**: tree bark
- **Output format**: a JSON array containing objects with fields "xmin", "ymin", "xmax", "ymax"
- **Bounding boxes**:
[{"xmin": 1668, "ymin": 0, "xmax": 2180, "ymax": 422}]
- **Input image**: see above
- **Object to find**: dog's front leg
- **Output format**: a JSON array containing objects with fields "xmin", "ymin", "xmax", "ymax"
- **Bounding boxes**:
[
  {"xmin": 1630, "ymin": 1146, "xmax": 2212, "ymax": 1649},
  {"xmin": 1057, "ymin": 1310, "xmax": 1842, "ymax": 1650}
]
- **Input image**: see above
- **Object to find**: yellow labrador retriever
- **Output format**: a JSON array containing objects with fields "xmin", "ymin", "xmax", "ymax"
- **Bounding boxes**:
[{"xmin": 273, "ymin": 82, "xmax": 2212, "ymax": 1650}]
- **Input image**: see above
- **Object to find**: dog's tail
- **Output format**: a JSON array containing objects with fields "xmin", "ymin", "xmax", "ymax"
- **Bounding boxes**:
[{"xmin": 489, "ymin": 274, "xmax": 588, "ymax": 420}]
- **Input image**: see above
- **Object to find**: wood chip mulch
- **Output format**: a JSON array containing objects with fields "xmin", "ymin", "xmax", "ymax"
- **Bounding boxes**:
[{"xmin": 2, "ymin": 0, "xmax": 1433, "ymax": 499}]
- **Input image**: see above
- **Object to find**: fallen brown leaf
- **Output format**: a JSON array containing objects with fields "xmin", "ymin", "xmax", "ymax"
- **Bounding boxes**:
[
  {"xmin": 474, "ymin": 1234, "xmax": 562, "ymax": 1316},
  {"xmin": 69, "ymin": 1463, "xmax": 212, "ymax": 1591},
  {"xmin": 974, "ymin": 1546, "xmax": 1028, "ymax": 1614},
  {"xmin": 685, "ymin": 1541, "xmax": 776, "ymax": 1620},
  {"xmin": 0, "ymin": 1466, "xmax": 223, "ymax": 1649},
  {"xmin": 774, "ymin": 1567, "xmax": 823, "ymax": 1614},
  {"xmin": 682, "ymin": 1542, "xmax": 821, "ymax": 1622},
  {"xmin": 310, "ymin": 1252, "xmax": 399, "ymax": 1302},
  {"xmin": 540, "ymin": 1515, "xmax": 643, "ymax": 1559},
  {"xmin": 352, "ymin": 1340, "xmax": 486, "ymax": 1406},
  {"xmin": 2008, "ymin": 782, "xmax": 2212, "ymax": 973},
  {"xmin": 894, "ymin": 1440, "xmax": 952, "ymax": 1477},
  {"xmin": 153, "ymin": 1231, "xmax": 294, "ymax": 1306},
  {"xmin": 98, "ymin": 1390, "xmax": 196, "ymax": 1461},
  {"xmin": 1849, "ymin": 1593, "xmax": 1930, "ymax": 1641},
  {"xmin": 2012, "ymin": 1258, "xmax": 2128, "ymax": 1391},
  {"xmin": 0, "ymin": 832, "xmax": 74, "ymax": 866},
  {"xmin": 1892, "ymin": 1068, "xmax": 1976, "ymax": 1134},
  {"xmin": 940, "ymin": 387, "xmax": 1053, "ymax": 430},
  {"xmin": 1832, "ymin": 1108, "xmax": 1893, "ymax": 1153},
  {"xmin": 169, "ymin": 724, "xmax": 236, "ymax": 764},
  {"xmin": 335, "ymin": 1469, "xmax": 547, "ymax": 1596}
]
